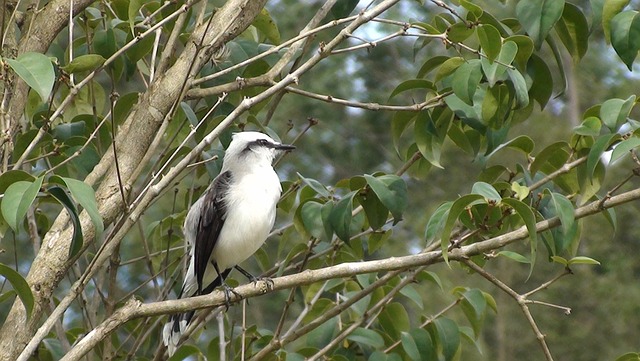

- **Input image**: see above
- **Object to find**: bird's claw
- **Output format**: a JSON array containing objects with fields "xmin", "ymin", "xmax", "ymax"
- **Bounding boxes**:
[{"xmin": 221, "ymin": 283, "xmax": 242, "ymax": 310}]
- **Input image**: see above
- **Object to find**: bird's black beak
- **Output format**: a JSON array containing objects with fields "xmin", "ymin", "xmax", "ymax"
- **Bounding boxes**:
[{"xmin": 274, "ymin": 143, "xmax": 296, "ymax": 151}]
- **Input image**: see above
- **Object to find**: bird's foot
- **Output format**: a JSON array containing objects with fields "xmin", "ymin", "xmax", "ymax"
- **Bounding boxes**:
[
  {"xmin": 251, "ymin": 276, "xmax": 274, "ymax": 291},
  {"xmin": 220, "ymin": 283, "xmax": 242, "ymax": 310}
]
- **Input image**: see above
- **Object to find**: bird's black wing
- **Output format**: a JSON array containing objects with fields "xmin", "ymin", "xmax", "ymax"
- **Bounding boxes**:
[{"xmin": 194, "ymin": 171, "xmax": 232, "ymax": 293}]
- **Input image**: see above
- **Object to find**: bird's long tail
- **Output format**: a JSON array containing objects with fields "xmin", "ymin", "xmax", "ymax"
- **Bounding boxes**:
[{"xmin": 162, "ymin": 269, "xmax": 230, "ymax": 356}]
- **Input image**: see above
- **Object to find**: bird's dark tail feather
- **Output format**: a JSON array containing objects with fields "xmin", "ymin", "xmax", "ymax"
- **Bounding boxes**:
[{"xmin": 162, "ymin": 270, "xmax": 230, "ymax": 356}]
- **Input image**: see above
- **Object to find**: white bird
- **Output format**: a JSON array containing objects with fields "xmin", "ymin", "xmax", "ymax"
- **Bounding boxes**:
[{"xmin": 162, "ymin": 131, "xmax": 295, "ymax": 355}]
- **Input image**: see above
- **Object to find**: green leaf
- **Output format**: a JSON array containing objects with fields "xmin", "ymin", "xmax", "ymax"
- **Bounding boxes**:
[
  {"xmin": 431, "ymin": 318, "xmax": 460, "ymax": 361},
  {"xmin": 587, "ymin": 134, "xmax": 620, "ymax": 179},
  {"xmin": 48, "ymin": 187, "xmax": 83, "ymax": 258},
  {"xmin": 60, "ymin": 54, "xmax": 106, "ymax": 74},
  {"xmin": 487, "ymin": 135, "xmax": 535, "ymax": 158},
  {"xmin": 502, "ymin": 198, "xmax": 538, "ymax": 276},
  {"xmin": 505, "ymin": 35, "xmax": 534, "ymax": 70},
  {"xmin": 379, "ymin": 302, "xmax": 410, "ymax": 339},
  {"xmin": 425, "ymin": 201, "xmax": 453, "ymax": 242},
  {"xmin": 516, "ymin": 0, "xmax": 565, "ymax": 49},
  {"xmin": 471, "ymin": 182, "xmax": 501, "ymax": 202},
  {"xmin": 447, "ymin": 22, "xmax": 475, "ymax": 42},
  {"xmin": 511, "ymin": 182, "xmax": 530, "ymax": 201},
  {"xmin": 603, "ymin": 0, "xmax": 631, "ymax": 43},
  {"xmin": 497, "ymin": 250, "xmax": 531, "ymax": 263},
  {"xmin": 610, "ymin": 10, "xmax": 640, "ymax": 70},
  {"xmin": 459, "ymin": 288, "xmax": 486, "ymax": 337},
  {"xmin": 477, "ymin": 24, "xmax": 502, "ymax": 62},
  {"xmin": 507, "ymin": 68, "xmax": 529, "ymax": 109},
  {"xmin": 440, "ymin": 194, "xmax": 485, "ymax": 262},
  {"xmin": 452, "ymin": 60, "xmax": 483, "ymax": 105},
  {"xmin": 0, "ymin": 263, "xmax": 34, "ymax": 319},
  {"xmin": 568, "ymin": 256, "xmax": 601, "ymax": 265},
  {"xmin": 527, "ymin": 54, "xmax": 553, "ymax": 109},
  {"xmin": 417, "ymin": 56, "xmax": 449, "ymax": 78},
  {"xmin": 400, "ymin": 284, "xmax": 424, "ymax": 310},
  {"xmin": 297, "ymin": 173, "xmax": 330, "ymax": 198},
  {"xmin": 253, "ymin": 8, "xmax": 281, "ymax": 45},
  {"xmin": 435, "ymin": 57, "xmax": 465, "ymax": 83},
  {"xmin": 329, "ymin": 192, "xmax": 356, "ymax": 242},
  {"xmin": 550, "ymin": 255, "xmax": 569, "ymax": 266},
  {"xmin": 610, "ymin": 137, "xmax": 640, "ymax": 162},
  {"xmin": 347, "ymin": 328, "xmax": 385, "ymax": 348},
  {"xmin": 389, "ymin": 79, "xmax": 434, "ymax": 100},
  {"xmin": 401, "ymin": 332, "xmax": 421, "ymax": 361},
  {"xmin": 480, "ymin": 41, "xmax": 516, "ymax": 87},
  {"xmin": 600, "ymin": 95, "xmax": 636, "ymax": 132},
  {"xmin": 414, "ymin": 111, "xmax": 444, "ymax": 168},
  {"xmin": 364, "ymin": 174, "xmax": 408, "ymax": 224},
  {"xmin": 546, "ymin": 191, "xmax": 575, "ymax": 235},
  {"xmin": 555, "ymin": 3, "xmax": 589, "ymax": 62},
  {"xmin": 5, "ymin": 52, "xmax": 55, "ymax": 102},
  {"xmin": 1, "ymin": 176, "xmax": 44, "ymax": 232},
  {"xmin": 127, "ymin": 0, "xmax": 145, "ymax": 33},
  {"xmin": 53, "ymin": 177, "xmax": 104, "ymax": 235},
  {"xmin": 573, "ymin": 116, "xmax": 602, "ymax": 136},
  {"xmin": 410, "ymin": 328, "xmax": 436, "ymax": 360}
]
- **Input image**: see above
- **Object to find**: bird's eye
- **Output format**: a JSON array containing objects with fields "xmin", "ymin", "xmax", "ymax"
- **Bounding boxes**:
[{"xmin": 258, "ymin": 139, "xmax": 268, "ymax": 146}]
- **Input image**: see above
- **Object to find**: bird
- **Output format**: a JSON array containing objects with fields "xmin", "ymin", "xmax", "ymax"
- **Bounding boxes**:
[{"xmin": 162, "ymin": 131, "xmax": 295, "ymax": 355}]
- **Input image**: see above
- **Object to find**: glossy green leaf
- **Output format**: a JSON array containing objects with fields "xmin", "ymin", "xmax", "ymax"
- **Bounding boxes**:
[
  {"xmin": 435, "ymin": 57, "xmax": 465, "ymax": 83},
  {"xmin": 1, "ymin": 176, "xmax": 43, "ymax": 232},
  {"xmin": 401, "ymin": 332, "xmax": 421, "ymax": 361},
  {"xmin": 410, "ymin": 328, "xmax": 436, "ymax": 360},
  {"xmin": 392, "ymin": 111, "xmax": 416, "ymax": 156},
  {"xmin": 415, "ymin": 111, "xmax": 443, "ymax": 168},
  {"xmin": 573, "ymin": 116, "xmax": 602, "ymax": 137},
  {"xmin": 418, "ymin": 56, "xmax": 450, "ymax": 78},
  {"xmin": 364, "ymin": 174, "xmax": 408, "ymax": 224},
  {"xmin": 507, "ymin": 68, "xmax": 529, "ymax": 109},
  {"xmin": 471, "ymin": 182, "xmax": 501, "ymax": 202},
  {"xmin": 487, "ymin": 135, "xmax": 535, "ymax": 157},
  {"xmin": 502, "ymin": 198, "xmax": 538, "ymax": 275},
  {"xmin": 452, "ymin": 60, "xmax": 482, "ymax": 105},
  {"xmin": 5, "ymin": 52, "xmax": 55, "ymax": 102},
  {"xmin": 127, "ymin": 0, "xmax": 145, "ymax": 32},
  {"xmin": 347, "ymin": 328, "xmax": 384, "ymax": 348},
  {"xmin": 253, "ymin": 8, "xmax": 281, "ymax": 45},
  {"xmin": 447, "ymin": 22, "xmax": 475, "ymax": 42},
  {"xmin": 530, "ymin": 142, "xmax": 570, "ymax": 176},
  {"xmin": 610, "ymin": 10, "xmax": 640, "ymax": 70},
  {"xmin": 60, "ymin": 177, "xmax": 104, "ymax": 235},
  {"xmin": 610, "ymin": 137, "xmax": 640, "ymax": 162},
  {"xmin": 481, "ymin": 41, "xmax": 517, "ymax": 87},
  {"xmin": 603, "ymin": 0, "xmax": 631, "ymax": 43},
  {"xmin": 505, "ymin": 35, "xmax": 534, "ymax": 70},
  {"xmin": 527, "ymin": 54, "xmax": 553, "ymax": 109},
  {"xmin": 444, "ymin": 94, "xmax": 482, "ymax": 130},
  {"xmin": 0, "ymin": 263, "xmax": 34, "ymax": 319},
  {"xmin": 497, "ymin": 250, "xmax": 531, "ymax": 263},
  {"xmin": 477, "ymin": 24, "xmax": 502, "ymax": 62},
  {"xmin": 389, "ymin": 79, "xmax": 434, "ymax": 100},
  {"xmin": 329, "ymin": 192, "xmax": 356, "ymax": 242},
  {"xmin": 441, "ymin": 194, "xmax": 485, "ymax": 262},
  {"xmin": 400, "ymin": 284, "xmax": 424, "ymax": 310},
  {"xmin": 432, "ymin": 318, "xmax": 460, "ymax": 361},
  {"xmin": 587, "ymin": 134, "xmax": 620, "ymax": 179},
  {"xmin": 546, "ymin": 35, "xmax": 568, "ymax": 96},
  {"xmin": 516, "ymin": 0, "xmax": 565, "ymax": 49},
  {"xmin": 546, "ymin": 191, "xmax": 575, "ymax": 235},
  {"xmin": 458, "ymin": 288, "xmax": 486, "ymax": 337},
  {"xmin": 460, "ymin": 0, "xmax": 483, "ymax": 17},
  {"xmin": 425, "ymin": 201, "xmax": 453, "ymax": 242},
  {"xmin": 550, "ymin": 255, "xmax": 569, "ymax": 266},
  {"xmin": 60, "ymin": 54, "xmax": 106, "ymax": 74},
  {"xmin": 298, "ymin": 200, "xmax": 326, "ymax": 240},
  {"xmin": 600, "ymin": 95, "xmax": 636, "ymax": 132},
  {"xmin": 379, "ymin": 302, "xmax": 411, "ymax": 339},
  {"xmin": 555, "ymin": 3, "xmax": 589, "ymax": 62},
  {"xmin": 568, "ymin": 256, "xmax": 601, "ymax": 265},
  {"xmin": 48, "ymin": 186, "xmax": 83, "ymax": 258},
  {"xmin": 297, "ymin": 173, "xmax": 330, "ymax": 198}
]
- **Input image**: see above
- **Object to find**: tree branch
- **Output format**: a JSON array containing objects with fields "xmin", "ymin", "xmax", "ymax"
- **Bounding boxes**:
[{"xmin": 59, "ymin": 185, "xmax": 640, "ymax": 360}]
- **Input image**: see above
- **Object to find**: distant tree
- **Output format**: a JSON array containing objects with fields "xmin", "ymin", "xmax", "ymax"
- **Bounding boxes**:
[{"xmin": 1, "ymin": 1, "xmax": 639, "ymax": 360}]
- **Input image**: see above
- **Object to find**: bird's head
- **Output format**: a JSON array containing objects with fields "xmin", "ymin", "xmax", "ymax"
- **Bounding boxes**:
[{"xmin": 223, "ymin": 131, "xmax": 295, "ymax": 167}]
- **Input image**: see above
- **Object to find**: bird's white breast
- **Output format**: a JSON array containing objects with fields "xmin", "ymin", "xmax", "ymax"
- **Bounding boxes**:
[{"xmin": 211, "ymin": 168, "xmax": 281, "ymax": 271}]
